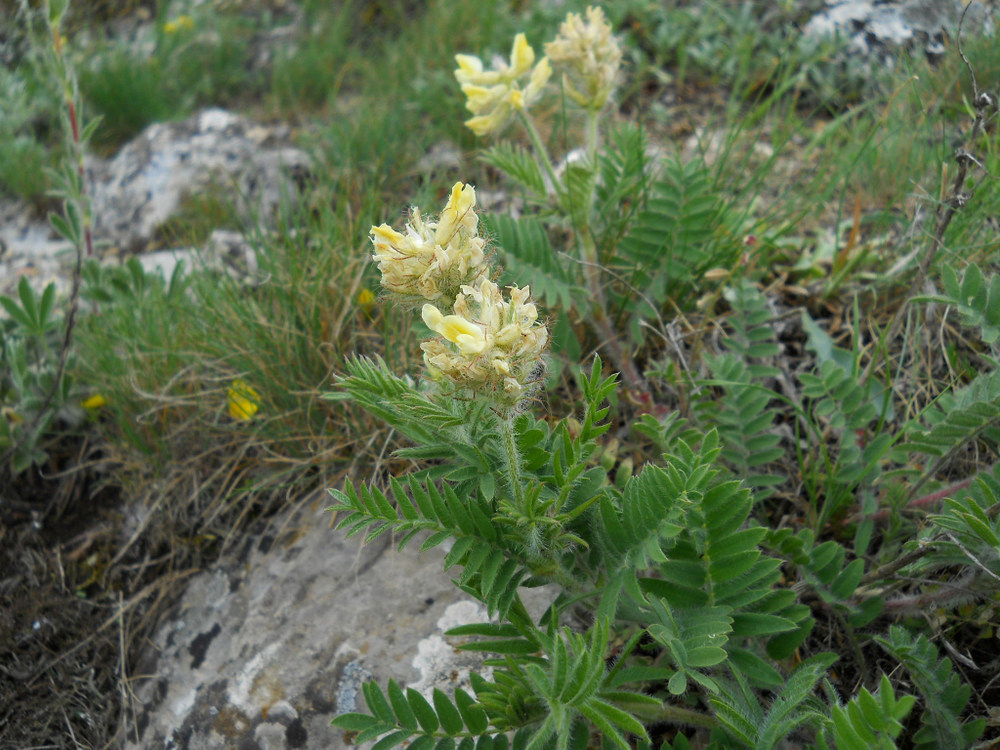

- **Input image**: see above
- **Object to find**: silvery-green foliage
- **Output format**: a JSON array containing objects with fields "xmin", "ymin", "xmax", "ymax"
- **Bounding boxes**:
[
  {"xmin": 875, "ymin": 627, "xmax": 985, "ymax": 749},
  {"xmin": 329, "ymin": 357, "xmax": 829, "ymax": 748},
  {"xmin": 932, "ymin": 263, "xmax": 1000, "ymax": 344},
  {"xmin": 0, "ymin": 280, "xmax": 72, "ymax": 472}
]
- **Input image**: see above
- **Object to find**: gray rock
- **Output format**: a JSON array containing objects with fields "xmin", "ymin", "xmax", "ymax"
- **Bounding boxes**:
[
  {"xmin": 804, "ymin": 0, "xmax": 996, "ymax": 62},
  {"xmin": 1, "ymin": 109, "xmax": 308, "ymax": 298},
  {"xmin": 0, "ymin": 198, "xmax": 76, "ymax": 298},
  {"xmin": 126, "ymin": 492, "xmax": 553, "ymax": 750},
  {"xmin": 415, "ymin": 141, "xmax": 463, "ymax": 174},
  {"xmin": 88, "ymin": 108, "xmax": 310, "ymax": 255},
  {"xmin": 808, "ymin": 2, "xmax": 873, "ymax": 36},
  {"xmin": 137, "ymin": 229, "xmax": 260, "ymax": 285}
]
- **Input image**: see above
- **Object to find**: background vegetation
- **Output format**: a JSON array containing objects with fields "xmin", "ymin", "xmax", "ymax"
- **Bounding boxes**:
[{"xmin": 1, "ymin": 0, "xmax": 998, "ymax": 747}]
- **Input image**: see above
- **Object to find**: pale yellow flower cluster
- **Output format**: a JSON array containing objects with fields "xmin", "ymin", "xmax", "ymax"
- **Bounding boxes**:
[
  {"xmin": 544, "ymin": 7, "xmax": 621, "ymax": 111},
  {"xmin": 370, "ymin": 183, "xmax": 549, "ymax": 404},
  {"xmin": 455, "ymin": 33, "xmax": 552, "ymax": 136},
  {"xmin": 370, "ymin": 182, "xmax": 488, "ymax": 307},
  {"xmin": 420, "ymin": 279, "xmax": 548, "ymax": 404}
]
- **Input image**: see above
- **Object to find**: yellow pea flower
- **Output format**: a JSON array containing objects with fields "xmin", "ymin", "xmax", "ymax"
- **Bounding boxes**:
[
  {"xmin": 227, "ymin": 379, "xmax": 260, "ymax": 421},
  {"xmin": 357, "ymin": 288, "xmax": 376, "ymax": 314},
  {"xmin": 420, "ymin": 279, "xmax": 548, "ymax": 406},
  {"xmin": 82, "ymin": 394, "xmax": 107, "ymax": 410},
  {"xmin": 455, "ymin": 33, "xmax": 534, "ymax": 87},
  {"xmin": 422, "ymin": 304, "xmax": 487, "ymax": 355},
  {"xmin": 370, "ymin": 182, "xmax": 488, "ymax": 306},
  {"xmin": 435, "ymin": 182, "xmax": 478, "ymax": 247},
  {"xmin": 455, "ymin": 33, "xmax": 551, "ymax": 136},
  {"xmin": 545, "ymin": 6, "xmax": 622, "ymax": 111}
]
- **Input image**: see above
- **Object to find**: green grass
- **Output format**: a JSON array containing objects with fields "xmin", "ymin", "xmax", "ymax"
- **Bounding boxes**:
[
  {"xmin": 0, "ymin": 134, "xmax": 51, "ymax": 202},
  {"xmin": 0, "ymin": 38, "xmax": 60, "ymax": 201},
  {"xmin": 1, "ymin": 0, "xmax": 558, "ymax": 199},
  {"xmin": 72, "ymin": 193, "xmax": 421, "ymax": 547},
  {"xmin": 268, "ymin": 0, "xmax": 357, "ymax": 113},
  {"xmin": 608, "ymin": 0, "xmax": 876, "ymax": 110},
  {"xmin": 78, "ymin": 5, "xmax": 263, "ymax": 149},
  {"xmin": 79, "ymin": 44, "xmax": 180, "ymax": 148},
  {"xmin": 152, "ymin": 187, "xmax": 241, "ymax": 248}
]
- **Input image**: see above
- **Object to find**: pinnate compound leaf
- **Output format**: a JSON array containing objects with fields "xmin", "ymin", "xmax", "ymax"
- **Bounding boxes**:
[{"xmin": 875, "ymin": 625, "xmax": 984, "ymax": 749}]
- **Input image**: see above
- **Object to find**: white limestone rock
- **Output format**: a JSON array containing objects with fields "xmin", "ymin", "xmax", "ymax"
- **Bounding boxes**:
[
  {"xmin": 87, "ymin": 108, "xmax": 310, "ymax": 254},
  {"xmin": 1, "ymin": 109, "xmax": 308, "ymax": 299},
  {"xmin": 125, "ymin": 493, "xmax": 553, "ymax": 750},
  {"xmin": 804, "ymin": 0, "xmax": 996, "ymax": 62}
]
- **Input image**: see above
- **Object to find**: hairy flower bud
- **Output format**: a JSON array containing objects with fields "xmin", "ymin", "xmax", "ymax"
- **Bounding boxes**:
[{"xmin": 544, "ymin": 6, "xmax": 621, "ymax": 111}]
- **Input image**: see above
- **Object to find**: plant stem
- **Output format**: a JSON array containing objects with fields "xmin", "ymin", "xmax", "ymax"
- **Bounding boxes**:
[
  {"xmin": 859, "ymin": 6, "xmax": 990, "ymax": 391},
  {"xmin": 49, "ymin": 8, "xmax": 93, "ymax": 259},
  {"xmin": 578, "ymin": 235, "xmax": 647, "ymax": 395},
  {"xmin": 859, "ymin": 544, "xmax": 930, "ymax": 586},
  {"xmin": 878, "ymin": 570, "xmax": 978, "ymax": 614},
  {"xmin": 519, "ymin": 110, "xmax": 561, "ymax": 198},
  {"xmin": 654, "ymin": 703, "xmax": 718, "ymax": 730},
  {"xmin": 582, "ymin": 108, "xmax": 602, "ymax": 227},
  {"xmin": 848, "ymin": 475, "xmax": 977, "ymax": 525},
  {"xmin": 522, "ymin": 103, "xmax": 650, "ymax": 400},
  {"xmin": 585, "ymin": 108, "xmax": 600, "ymax": 164},
  {"xmin": 499, "ymin": 410, "xmax": 525, "ymax": 509},
  {"xmin": 573, "ymin": 107, "xmax": 649, "ymax": 398},
  {"xmin": 2, "ymin": 0, "xmax": 92, "ymax": 469}
]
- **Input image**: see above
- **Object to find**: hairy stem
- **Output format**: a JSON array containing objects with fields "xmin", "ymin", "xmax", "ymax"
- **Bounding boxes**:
[
  {"xmin": 499, "ymin": 411, "xmax": 525, "ymax": 509},
  {"xmin": 580, "ymin": 108, "xmax": 601, "ymax": 237},
  {"xmin": 878, "ymin": 569, "xmax": 979, "ymax": 614},
  {"xmin": 859, "ymin": 544, "xmax": 931, "ymax": 586},
  {"xmin": 654, "ymin": 703, "xmax": 718, "ymax": 730},
  {"xmin": 522, "ymin": 103, "xmax": 650, "ymax": 400},
  {"xmin": 850, "ymin": 476, "xmax": 976, "ymax": 525},
  {"xmin": 2, "ymin": 0, "xmax": 91, "ymax": 469},
  {"xmin": 585, "ymin": 108, "xmax": 600, "ymax": 165}
]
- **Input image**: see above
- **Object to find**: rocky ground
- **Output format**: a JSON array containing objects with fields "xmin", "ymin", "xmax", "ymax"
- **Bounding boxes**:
[{"xmin": 125, "ymin": 492, "xmax": 554, "ymax": 750}]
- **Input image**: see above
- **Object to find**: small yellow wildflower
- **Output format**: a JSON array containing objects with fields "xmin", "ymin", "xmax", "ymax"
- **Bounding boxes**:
[
  {"xmin": 82, "ymin": 394, "xmax": 107, "ymax": 410},
  {"xmin": 227, "ymin": 379, "xmax": 260, "ymax": 421},
  {"xmin": 455, "ymin": 33, "xmax": 551, "ymax": 136},
  {"xmin": 357, "ymin": 288, "xmax": 376, "ymax": 315},
  {"xmin": 544, "ymin": 6, "xmax": 622, "ymax": 111},
  {"xmin": 164, "ymin": 15, "xmax": 195, "ymax": 34}
]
